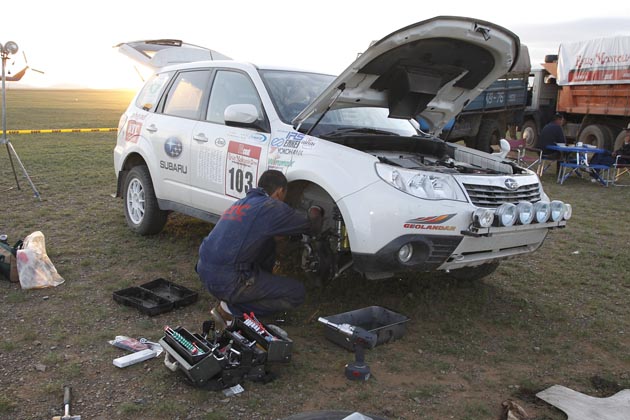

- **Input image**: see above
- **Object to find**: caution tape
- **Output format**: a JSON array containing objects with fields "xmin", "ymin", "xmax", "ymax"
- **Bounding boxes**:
[{"xmin": 8, "ymin": 128, "xmax": 117, "ymax": 135}]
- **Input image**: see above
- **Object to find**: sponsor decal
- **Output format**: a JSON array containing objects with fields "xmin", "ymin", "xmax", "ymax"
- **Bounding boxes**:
[
  {"xmin": 164, "ymin": 137, "xmax": 183, "ymax": 158},
  {"xmin": 215, "ymin": 137, "xmax": 226, "ymax": 147},
  {"xmin": 268, "ymin": 131, "xmax": 316, "ymax": 156},
  {"xmin": 504, "ymin": 178, "xmax": 519, "ymax": 190},
  {"xmin": 125, "ymin": 120, "xmax": 142, "ymax": 143},
  {"xmin": 403, "ymin": 213, "xmax": 457, "ymax": 231},
  {"xmin": 249, "ymin": 133, "xmax": 268, "ymax": 143},
  {"xmin": 225, "ymin": 141, "xmax": 262, "ymax": 199},
  {"xmin": 160, "ymin": 161, "xmax": 188, "ymax": 174}
]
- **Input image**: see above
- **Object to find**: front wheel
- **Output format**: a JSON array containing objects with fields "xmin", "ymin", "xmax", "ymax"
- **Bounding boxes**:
[
  {"xmin": 521, "ymin": 120, "xmax": 538, "ymax": 148},
  {"xmin": 447, "ymin": 261, "xmax": 500, "ymax": 282},
  {"xmin": 123, "ymin": 165, "xmax": 168, "ymax": 235}
]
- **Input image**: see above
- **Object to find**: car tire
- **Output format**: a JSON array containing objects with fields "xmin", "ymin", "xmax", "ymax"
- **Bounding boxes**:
[
  {"xmin": 123, "ymin": 165, "xmax": 168, "ymax": 235},
  {"xmin": 476, "ymin": 119, "xmax": 502, "ymax": 153},
  {"xmin": 521, "ymin": 120, "xmax": 538, "ymax": 148},
  {"xmin": 613, "ymin": 129, "xmax": 627, "ymax": 152},
  {"xmin": 447, "ymin": 261, "xmax": 500, "ymax": 282}
]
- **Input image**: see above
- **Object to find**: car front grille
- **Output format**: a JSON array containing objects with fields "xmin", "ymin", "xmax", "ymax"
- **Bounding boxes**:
[{"xmin": 462, "ymin": 183, "xmax": 541, "ymax": 208}]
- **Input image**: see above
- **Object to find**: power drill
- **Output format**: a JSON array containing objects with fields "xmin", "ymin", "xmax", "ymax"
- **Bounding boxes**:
[{"xmin": 318, "ymin": 317, "xmax": 378, "ymax": 381}]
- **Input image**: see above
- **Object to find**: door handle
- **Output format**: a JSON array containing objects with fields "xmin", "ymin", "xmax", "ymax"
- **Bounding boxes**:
[
  {"xmin": 146, "ymin": 124, "xmax": 158, "ymax": 133},
  {"xmin": 193, "ymin": 133, "xmax": 208, "ymax": 142}
]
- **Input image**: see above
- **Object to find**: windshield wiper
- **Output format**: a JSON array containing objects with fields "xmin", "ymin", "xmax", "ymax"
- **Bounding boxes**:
[{"xmin": 323, "ymin": 127, "xmax": 399, "ymax": 138}]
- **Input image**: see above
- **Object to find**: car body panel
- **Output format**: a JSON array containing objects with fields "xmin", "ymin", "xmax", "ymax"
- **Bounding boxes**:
[
  {"xmin": 115, "ymin": 39, "xmax": 231, "ymax": 70},
  {"xmin": 293, "ymin": 16, "xmax": 520, "ymax": 135}
]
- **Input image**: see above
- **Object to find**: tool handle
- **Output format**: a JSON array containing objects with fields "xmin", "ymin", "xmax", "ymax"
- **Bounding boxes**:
[{"xmin": 63, "ymin": 385, "xmax": 71, "ymax": 406}]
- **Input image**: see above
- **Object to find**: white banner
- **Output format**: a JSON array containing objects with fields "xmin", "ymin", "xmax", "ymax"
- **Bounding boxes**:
[{"xmin": 557, "ymin": 36, "xmax": 630, "ymax": 85}]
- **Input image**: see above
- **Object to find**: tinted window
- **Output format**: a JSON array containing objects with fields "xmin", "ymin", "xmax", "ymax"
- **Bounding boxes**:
[
  {"xmin": 206, "ymin": 71, "xmax": 263, "ymax": 124},
  {"xmin": 162, "ymin": 70, "xmax": 210, "ymax": 119}
]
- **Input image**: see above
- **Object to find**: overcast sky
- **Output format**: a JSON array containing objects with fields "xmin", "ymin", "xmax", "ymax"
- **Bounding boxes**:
[{"xmin": 3, "ymin": 0, "xmax": 630, "ymax": 89}]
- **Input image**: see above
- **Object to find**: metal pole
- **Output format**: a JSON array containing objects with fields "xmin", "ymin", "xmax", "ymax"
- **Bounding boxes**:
[{"xmin": 1, "ymin": 51, "xmax": 21, "ymax": 190}]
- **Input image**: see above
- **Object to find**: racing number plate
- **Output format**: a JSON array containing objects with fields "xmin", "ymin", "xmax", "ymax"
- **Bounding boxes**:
[{"xmin": 225, "ymin": 141, "xmax": 261, "ymax": 199}]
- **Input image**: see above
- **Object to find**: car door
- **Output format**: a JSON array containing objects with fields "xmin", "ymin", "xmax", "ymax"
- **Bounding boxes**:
[
  {"xmin": 148, "ymin": 69, "xmax": 211, "ymax": 206},
  {"xmin": 190, "ymin": 69, "xmax": 270, "ymax": 215}
]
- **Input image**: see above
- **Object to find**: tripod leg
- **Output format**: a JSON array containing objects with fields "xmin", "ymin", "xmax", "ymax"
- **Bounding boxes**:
[
  {"xmin": 6, "ymin": 141, "xmax": 41, "ymax": 201},
  {"xmin": 4, "ymin": 142, "xmax": 21, "ymax": 190}
]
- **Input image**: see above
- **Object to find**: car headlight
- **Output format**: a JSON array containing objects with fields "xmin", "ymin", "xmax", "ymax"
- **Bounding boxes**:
[
  {"xmin": 494, "ymin": 203, "xmax": 516, "ymax": 227},
  {"xmin": 533, "ymin": 201, "xmax": 550, "ymax": 223},
  {"xmin": 563, "ymin": 203, "xmax": 572, "ymax": 220},
  {"xmin": 516, "ymin": 201, "xmax": 534, "ymax": 225},
  {"xmin": 398, "ymin": 244, "xmax": 413, "ymax": 263},
  {"xmin": 375, "ymin": 163, "xmax": 466, "ymax": 201},
  {"xmin": 550, "ymin": 200, "xmax": 565, "ymax": 222},
  {"xmin": 473, "ymin": 208, "xmax": 494, "ymax": 228}
]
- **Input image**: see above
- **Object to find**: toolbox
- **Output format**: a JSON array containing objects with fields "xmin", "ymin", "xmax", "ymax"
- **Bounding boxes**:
[
  {"xmin": 321, "ymin": 306, "xmax": 409, "ymax": 351},
  {"xmin": 113, "ymin": 278, "xmax": 198, "ymax": 316},
  {"xmin": 234, "ymin": 319, "xmax": 293, "ymax": 363},
  {"xmin": 159, "ymin": 332, "xmax": 224, "ymax": 387}
]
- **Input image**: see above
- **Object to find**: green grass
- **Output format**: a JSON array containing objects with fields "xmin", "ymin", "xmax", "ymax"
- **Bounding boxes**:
[{"xmin": 2, "ymin": 89, "xmax": 630, "ymax": 419}]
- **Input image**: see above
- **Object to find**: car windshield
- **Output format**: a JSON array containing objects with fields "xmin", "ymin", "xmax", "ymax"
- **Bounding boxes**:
[{"xmin": 259, "ymin": 69, "xmax": 418, "ymax": 137}]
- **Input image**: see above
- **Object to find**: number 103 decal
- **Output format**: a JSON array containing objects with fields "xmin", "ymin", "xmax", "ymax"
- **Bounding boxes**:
[{"xmin": 225, "ymin": 141, "xmax": 262, "ymax": 199}]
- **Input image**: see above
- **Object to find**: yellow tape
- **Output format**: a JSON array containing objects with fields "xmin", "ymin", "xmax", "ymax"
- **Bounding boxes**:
[{"xmin": 8, "ymin": 128, "xmax": 117, "ymax": 135}]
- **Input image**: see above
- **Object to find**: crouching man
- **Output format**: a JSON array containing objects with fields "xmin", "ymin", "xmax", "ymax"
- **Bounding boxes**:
[{"xmin": 196, "ymin": 170, "xmax": 323, "ymax": 331}]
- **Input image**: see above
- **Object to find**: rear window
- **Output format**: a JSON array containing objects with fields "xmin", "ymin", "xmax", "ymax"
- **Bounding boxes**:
[{"xmin": 134, "ymin": 72, "xmax": 172, "ymax": 111}]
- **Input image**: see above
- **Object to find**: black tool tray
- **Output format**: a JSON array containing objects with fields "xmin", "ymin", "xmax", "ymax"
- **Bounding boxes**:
[
  {"xmin": 235, "ymin": 319, "xmax": 293, "ymax": 363},
  {"xmin": 321, "ymin": 306, "xmax": 409, "ymax": 351},
  {"xmin": 113, "ymin": 278, "xmax": 198, "ymax": 316}
]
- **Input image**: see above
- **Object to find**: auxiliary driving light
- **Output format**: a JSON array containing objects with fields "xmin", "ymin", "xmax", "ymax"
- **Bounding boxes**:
[
  {"xmin": 550, "ymin": 200, "xmax": 565, "ymax": 222},
  {"xmin": 494, "ymin": 203, "xmax": 517, "ymax": 227},
  {"xmin": 533, "ymin": 201, "xmax": 551, "ymax": 223},
  {"xmin": 473, "ymin": 208, "xmax": 494, "ymax": 228},
  {"xmin": 515, "ymin": 201, "xmax": 534, "ymax": 225},
  {"xmin": 398, "ymin": 243, "xmax": 413, "ymax": 263},
  {"xmin": 563, "ymin": 203, "xmax": 572, "ymax": 220}
]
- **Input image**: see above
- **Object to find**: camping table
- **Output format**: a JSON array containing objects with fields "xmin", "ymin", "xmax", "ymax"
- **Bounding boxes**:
[{"xmin": 547, "ymin": 144, "xmax": 611, "ymax": 186}]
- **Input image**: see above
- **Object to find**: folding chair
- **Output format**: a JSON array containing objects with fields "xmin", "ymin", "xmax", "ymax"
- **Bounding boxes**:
[
  {"xmin": 505, "ymin": 139, "xmax": 543, "ymax": 172},
  {"xmin": 611, "ymin": 154, "xmax": 630, "ymax": 186}
]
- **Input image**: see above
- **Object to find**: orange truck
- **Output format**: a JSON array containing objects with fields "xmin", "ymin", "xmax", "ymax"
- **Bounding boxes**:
[{"xmin": 522, "ymin": 36, "xmax": 630, "ymax": 151}]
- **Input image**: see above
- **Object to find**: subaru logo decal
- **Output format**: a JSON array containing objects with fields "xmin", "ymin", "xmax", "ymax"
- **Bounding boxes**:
[
  {"xmin": 504, "ymin": 178, "xmax": 518, "ymax": 190},
  {"xmin": 164, "ymin": 137, "xmax": 183, "ymax": 158}
]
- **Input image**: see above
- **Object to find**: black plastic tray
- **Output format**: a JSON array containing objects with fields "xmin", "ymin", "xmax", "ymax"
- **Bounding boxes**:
[
  {"xmin": 113, "ymin": 287, "xmax": 173, "ymax": 316},
  {"xmin": 113, "ymin": 279, "xmax": 198, "ymax": 316},
  {"xmin": 321, "ymin": 306, "xmax": 410, "ymax": 351},
  {"xmin": 140, "ymin": 278, "xmax": 198, "ymax": 308}
]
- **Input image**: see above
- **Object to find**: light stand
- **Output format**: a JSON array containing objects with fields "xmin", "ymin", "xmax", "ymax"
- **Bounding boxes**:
[{"xmin": 1, "ymin": 41, "xmax": 41, "ymax": 200}]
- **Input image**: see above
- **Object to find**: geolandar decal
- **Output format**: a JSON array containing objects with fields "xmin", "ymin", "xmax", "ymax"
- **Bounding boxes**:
[
  {"xmin": 403, "ymin": 214, "xmax": 457, "ymax": 231},
  {"xmin": 225, "ymin": 141, "xmax": 261, "ymax": 199}
]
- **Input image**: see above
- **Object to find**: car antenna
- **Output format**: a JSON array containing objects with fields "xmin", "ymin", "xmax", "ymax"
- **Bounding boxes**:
[{"xmin": 303, "ymin": 83, "xmax": 346, "ymax": 136}]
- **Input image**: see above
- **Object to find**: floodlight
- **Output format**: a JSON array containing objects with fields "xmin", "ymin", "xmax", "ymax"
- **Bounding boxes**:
[{"xmin": 4, "ymin": 41, "xmax": 18, "ymax": 55}]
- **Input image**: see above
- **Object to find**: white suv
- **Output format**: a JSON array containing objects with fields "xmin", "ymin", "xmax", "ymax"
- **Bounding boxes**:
[{"xmin": 114, "ymin": 17, "xmax": 570, "ymax": 282}]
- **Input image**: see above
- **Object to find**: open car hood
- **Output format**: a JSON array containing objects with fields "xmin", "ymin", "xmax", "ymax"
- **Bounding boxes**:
[
  {"xmin": 114, "ymin": 39, "xmax": 231, "ymax": 70},
  {"xmin": 293, "ymin": 16, "xmax": 520, "ymax": 135}
]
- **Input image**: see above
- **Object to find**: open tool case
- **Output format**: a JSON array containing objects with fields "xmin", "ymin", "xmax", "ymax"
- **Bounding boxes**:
[
  {"xmin": 113, "ymin": 278, "xmax": 198, "ymax": 316},
  {"xmin": 159, "ymin": 317, "xmax": 292, "ymax": 389}
]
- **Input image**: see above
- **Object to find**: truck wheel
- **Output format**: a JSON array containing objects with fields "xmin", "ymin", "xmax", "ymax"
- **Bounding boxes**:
[
  {"xmin": 123, "ymin": 165, "xmax": 168, "ymax": 235},
  {"xmin": 521, "ymin": 120, "xmax": 538, "ymax": 148},
  {"xmin": 613, "ymin": 129, "xmax": 627, "ymax": 151},
  {"xmin": 577, "ymin": 124, "xmax": 613, "ymax": 150},
  {"xmin": 447, "ymin": 261, "xmax": 500, "ymax": 282},
  {"xmin": 476, "ymin": 119, "xmax": 501, "ymax": 153}
]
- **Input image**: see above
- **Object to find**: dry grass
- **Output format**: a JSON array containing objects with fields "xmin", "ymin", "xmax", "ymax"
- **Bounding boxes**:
[{"xmin": 1, "ymin": 90, "xmax": 630, "ymax": 419}]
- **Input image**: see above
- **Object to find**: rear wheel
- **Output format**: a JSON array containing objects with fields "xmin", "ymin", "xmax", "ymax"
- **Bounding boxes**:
[
  {"xmin": 447, "ymin": 261, "xmax": 500, "ymax": 282},
  {"xmin": 578, "ymin": 124, "xmax": 613, "ymax": 150},
  {"xmin": 521, "ymin": 120, "xmax": 538, "ymax": 148},
  {"xmin": 123, "ymin": 165, "xmax": 168, "ymax": 235},
  {"xmin": 476, "ymin": 119, "xmax": 502, "ymax": 153},
  {"xmin": 613, "ymin": 129, "xmax": 627, "ymax": 151}
]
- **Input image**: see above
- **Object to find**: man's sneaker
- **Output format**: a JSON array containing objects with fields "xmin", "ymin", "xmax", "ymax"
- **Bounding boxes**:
[{"xmin": 210, "ymin": 305, "xmax": 233, "ymax": 333}]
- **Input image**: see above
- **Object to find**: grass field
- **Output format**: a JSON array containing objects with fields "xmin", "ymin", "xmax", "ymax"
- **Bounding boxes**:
[{"xmin": 1, "ymin": 89, "xmax": 630, "ymax": 420}]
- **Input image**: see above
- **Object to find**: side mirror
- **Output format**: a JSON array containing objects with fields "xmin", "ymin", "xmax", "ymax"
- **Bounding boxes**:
[{"xmin": 224, "ymin": 104, "xmax": 259, "ymax": 125}]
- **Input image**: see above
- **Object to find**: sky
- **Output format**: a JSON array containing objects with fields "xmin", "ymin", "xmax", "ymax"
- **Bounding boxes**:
[{"xmin": 3, "ymin": 0, "xmax": 630, "ymax": 90}]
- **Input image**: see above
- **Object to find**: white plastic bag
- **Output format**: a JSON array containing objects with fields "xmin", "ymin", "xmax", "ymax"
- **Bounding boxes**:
[{"xmin": 16, "ymin": 231, "xmax": 65, "ymax": 289}]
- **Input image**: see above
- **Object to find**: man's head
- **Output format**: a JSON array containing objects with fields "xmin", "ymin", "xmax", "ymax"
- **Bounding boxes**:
[
  {"xmin": 258, "ymin": 170, "xmax": 288, "ymax": 201},
  {"xmin": 552, "ymin": 113, "xmax": 565, "ymax": 125}
]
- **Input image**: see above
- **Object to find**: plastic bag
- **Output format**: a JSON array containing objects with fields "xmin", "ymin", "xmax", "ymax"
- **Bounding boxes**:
[{"xmin": 16, "ymin": 231, "xmax": 65, "ymax": 289}]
